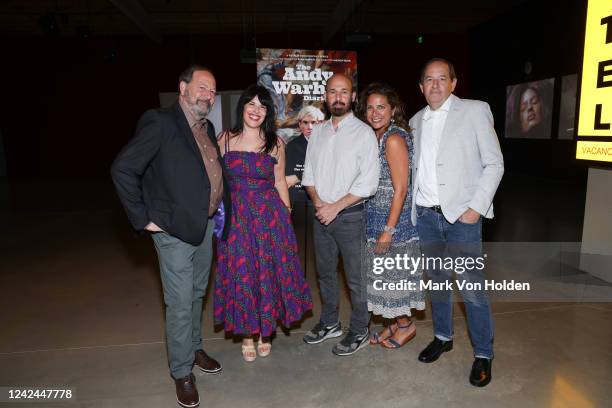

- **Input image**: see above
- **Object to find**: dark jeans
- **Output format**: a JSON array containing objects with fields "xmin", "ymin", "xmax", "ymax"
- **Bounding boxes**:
[
  {"xmin": 416, "ymin": 206, "xmax": 494, "ymax": 359},
  {"xmin": 313, "ymin": 210, "xmax": 368, "ymax": 334},
  {"xmin": 151, "ymin": 218, "xmax": 214, "ymax": 379}
]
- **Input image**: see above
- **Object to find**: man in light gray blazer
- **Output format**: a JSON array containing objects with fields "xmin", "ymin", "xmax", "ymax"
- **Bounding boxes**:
[{"xmin": 409, "ymin": 58, "xmax": 504, "ymax": 387}]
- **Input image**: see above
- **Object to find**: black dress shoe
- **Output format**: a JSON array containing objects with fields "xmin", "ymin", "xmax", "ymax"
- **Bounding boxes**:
[
  {"xmin": 193, "ymin": 349, "xmax": 222, "ymax": 374},
  {"xmin": 469, "ymin": 357, "xmax": 492, "ymax": 387},
  {"xmin": 418, "ymin": 337, "xmax": 453, "ymax": 363},
  {"xmin": 175, "ymin": 373, "xmax": 199, "ymax": 408}
]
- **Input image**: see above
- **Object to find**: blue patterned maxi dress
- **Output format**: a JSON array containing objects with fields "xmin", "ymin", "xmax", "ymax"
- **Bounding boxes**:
[{"xmin": 364, "ymin": 125, "xmax": 425, "ymax": 318}]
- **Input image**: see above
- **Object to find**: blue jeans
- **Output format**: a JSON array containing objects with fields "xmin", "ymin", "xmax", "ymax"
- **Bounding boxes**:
[{"xmin": 416, "ymin": 206, "xmax": 493, "ymax": 359}]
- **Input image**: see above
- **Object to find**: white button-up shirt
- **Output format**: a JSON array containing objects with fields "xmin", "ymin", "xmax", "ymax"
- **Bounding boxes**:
[
  {"xmin": 416, "ymin": 95, "xmax": 453, "ymax": 207},
  {"xmin": 302, "ymin": 112, "xmax": 379, "ymax": 203}
]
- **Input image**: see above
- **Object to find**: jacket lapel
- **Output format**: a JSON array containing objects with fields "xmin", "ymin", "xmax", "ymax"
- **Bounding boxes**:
[
  {"xmin": 437, "ymin": 94, "xmax": 462, "ymax": 157},
  {"xmin": 174, "ymin": 102, "xmax": 206, "ymax": 174},
  {"xmin": 412, "ymin": 109, "xmax": 424, "ymax": 169}
]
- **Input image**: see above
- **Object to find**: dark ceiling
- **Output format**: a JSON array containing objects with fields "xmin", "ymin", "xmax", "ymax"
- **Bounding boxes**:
[{"xmin": 1, "ymin": 0, "xmax": 530, "ymax": 43}]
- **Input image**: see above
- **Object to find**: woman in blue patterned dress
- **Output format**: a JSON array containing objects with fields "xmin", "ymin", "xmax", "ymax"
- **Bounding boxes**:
[
  {"xmin": 215, "ymin": 85, "xmax": 312, "ymax": 362},
  {"xmin": 356, "ymin": 82, "xmax": 425, "ymax": 349}
]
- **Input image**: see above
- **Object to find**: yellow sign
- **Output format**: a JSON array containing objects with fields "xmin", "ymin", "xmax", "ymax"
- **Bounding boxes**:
[
  {"xmin": 578, "ymin": 0, "xmax": 612, "ymax": 137},
  {"xmin": 576, "ymin": 141, "xmax": 612, "ymax": 162}
]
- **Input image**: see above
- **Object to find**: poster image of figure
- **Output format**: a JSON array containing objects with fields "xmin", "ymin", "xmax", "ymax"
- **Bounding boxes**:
[
  {"xmin": 505, "ymin": 78, "xmax": 555, "ymax": 139},
  {"xmin": 256, "ymin": 48, "xmax": 358, "ymax": 143},
  {"xmin": 558, "ymin": 74, "xmax": 578, "ymax": 140}
]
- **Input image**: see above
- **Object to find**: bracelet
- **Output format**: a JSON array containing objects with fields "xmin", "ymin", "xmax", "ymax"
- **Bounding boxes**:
[
  {"xmin": 286, "ymin": 206, "xmax": 293, "ymax": 213},
  {"xmin": 383, "ymin": 225, "xmax": 396, "ymax": 235}
]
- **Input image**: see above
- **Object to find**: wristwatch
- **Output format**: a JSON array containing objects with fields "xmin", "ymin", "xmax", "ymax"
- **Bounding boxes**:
[{"xmin": 383, "ymin": 225, "xmax": 396, "ymax": 235}]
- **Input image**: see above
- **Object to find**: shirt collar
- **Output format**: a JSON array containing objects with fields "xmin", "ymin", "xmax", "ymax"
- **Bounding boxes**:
[
  {"xmin": 423, "ymin": 94, "xmax": 454, "ymax": 121},
  {"xmin": 325, "ymin": 111, "xmax": 355, "ymax": 130}
]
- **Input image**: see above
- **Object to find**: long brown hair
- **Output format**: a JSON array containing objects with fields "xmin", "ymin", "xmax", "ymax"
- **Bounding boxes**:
[{"xmin": 356, "ymin": 82, "xmax": 410, "ymax": 131}]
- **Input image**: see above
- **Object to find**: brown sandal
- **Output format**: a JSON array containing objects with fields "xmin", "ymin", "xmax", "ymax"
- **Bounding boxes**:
[
  {"xmin": 369, "ymin": 322, "xmax": 398, "ymax": 345},
  {"xmin": 381, "ymin": 321, "xmax": 416, "ymax": 349}
]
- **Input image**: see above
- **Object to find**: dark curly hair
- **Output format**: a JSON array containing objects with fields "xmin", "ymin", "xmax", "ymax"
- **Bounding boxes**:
[
  {"xmin": 231, "ymin": 84, "xmax": 278, "ymax": 154},
  {"xmin": 356, "ymin": 82, "xmax": 409, "ymax": 131}
]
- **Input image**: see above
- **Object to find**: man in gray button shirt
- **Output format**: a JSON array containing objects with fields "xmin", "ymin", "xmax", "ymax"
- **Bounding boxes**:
[{"xmin": 301, "ymin": 74, "xmax": 380, "ymax": 356}]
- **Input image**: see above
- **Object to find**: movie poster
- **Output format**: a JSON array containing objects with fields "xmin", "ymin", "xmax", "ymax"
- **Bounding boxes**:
[
  {"xmin": 256, "ymin": 48, "xmax": 358, "ymax": 143},
  {"xmin": 505, "ymin": 78, "xmax": 555, "ymax": 139}
]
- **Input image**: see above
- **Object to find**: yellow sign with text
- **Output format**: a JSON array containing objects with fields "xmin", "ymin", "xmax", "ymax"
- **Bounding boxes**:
[
  {"xmin": 576, "ymin": 141, "xmax": 612, "ymax": 162},
  {"xmin": 578, "ymin": 0, "xmax": 612, "ymax": 137}
]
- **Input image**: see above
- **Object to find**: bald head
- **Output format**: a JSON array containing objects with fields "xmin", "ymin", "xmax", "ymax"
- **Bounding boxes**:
[
  {"xmin": 326, "ymin": 73, "xmax": 353, "ymax": 93},
  {"xmin": 325, "ymin": 73, "xmax": 356, "ymax": 118}
]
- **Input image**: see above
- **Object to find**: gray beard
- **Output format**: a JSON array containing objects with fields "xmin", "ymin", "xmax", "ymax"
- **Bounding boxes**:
[
  {"xmin": 184, "ymin": 91, "xmax": 210, "ymax": 120},
  {"xmin": 192, "ymin": 102, "xmax": 210, "ymax": 120}
]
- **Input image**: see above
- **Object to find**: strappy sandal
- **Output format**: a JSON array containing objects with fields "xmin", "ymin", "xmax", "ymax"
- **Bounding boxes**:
[
  {"xmin": 257, "ymin": 338, "xmax": 271, "ymax": 357},
  {"xmin": 241, "ymin": 340, "xmax": 257, "ymax": 362},
  {"xmin": 381, "ymin": 321, "xmax": 416, "ymax": 349},
  {"xmin": 369, "ymin": 322, "xmax": 398, "ymax": 345}
]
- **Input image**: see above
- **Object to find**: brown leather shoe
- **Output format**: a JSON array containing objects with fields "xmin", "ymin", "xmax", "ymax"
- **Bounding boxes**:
[
  {"xmin": 174, "ymin": 373, "xmax": 199, "ymax": 408},
  {"xmin": 193, "ymin": 349, "xmax": 222, "ymax": 374}
]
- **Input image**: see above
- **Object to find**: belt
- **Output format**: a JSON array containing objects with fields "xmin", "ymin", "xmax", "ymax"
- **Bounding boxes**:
[
  {"xmin": 339, "ymin": 203, "xmax": 364, "ymax": 215},
  {"xmin": 422, "ymin": 205, "xmax": 443, "ymax": 214}
]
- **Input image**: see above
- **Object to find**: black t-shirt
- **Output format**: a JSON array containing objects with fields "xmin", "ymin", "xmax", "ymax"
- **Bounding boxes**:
[{"xmin": 285, "ymin": 134, "xmax": 309, "ymax": 202}]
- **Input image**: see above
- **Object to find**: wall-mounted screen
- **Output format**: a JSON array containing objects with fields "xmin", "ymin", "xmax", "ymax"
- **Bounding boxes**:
[{"xmin": 505, "ymin": 78, "xmax": 555, "ymax": 139}]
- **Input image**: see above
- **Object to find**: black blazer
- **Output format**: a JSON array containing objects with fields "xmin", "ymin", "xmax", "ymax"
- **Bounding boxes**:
[{"xmin": 111, "ymin": 102, "xmax": 231, "ymax": 245}]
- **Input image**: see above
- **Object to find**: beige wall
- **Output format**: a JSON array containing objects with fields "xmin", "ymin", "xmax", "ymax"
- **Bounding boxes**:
[{"xmin": 580, "ymin": 167, "xmax": 612, "ymax": 283}]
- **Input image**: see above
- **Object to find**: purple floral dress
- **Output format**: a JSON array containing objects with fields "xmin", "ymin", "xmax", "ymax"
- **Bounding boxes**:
[{"xmin": 214, "ymin": 150, "xmax": 312, "ymax": 336}]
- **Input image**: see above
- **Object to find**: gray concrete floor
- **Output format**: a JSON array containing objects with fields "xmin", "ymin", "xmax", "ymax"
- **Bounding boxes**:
[{"xmin": 1, "ymin": 209, "xmax": 611, "ymax": 408}]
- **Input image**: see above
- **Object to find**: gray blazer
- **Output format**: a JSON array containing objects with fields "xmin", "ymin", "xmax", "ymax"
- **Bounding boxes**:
[{"xmin": 409, "ymin": 94, "xmax": 504, "ymax": 225}]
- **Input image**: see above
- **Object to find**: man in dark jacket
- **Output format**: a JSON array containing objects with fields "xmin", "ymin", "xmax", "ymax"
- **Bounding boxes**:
[{"xmin": 111, "ymin": 65, "xmax": 230, "ymax": 408}]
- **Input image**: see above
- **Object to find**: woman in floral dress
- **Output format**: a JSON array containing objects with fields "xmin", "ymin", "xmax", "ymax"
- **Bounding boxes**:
[{"xmin": 215, "ymin": 85, "xmax": 312, "ymax": 361}]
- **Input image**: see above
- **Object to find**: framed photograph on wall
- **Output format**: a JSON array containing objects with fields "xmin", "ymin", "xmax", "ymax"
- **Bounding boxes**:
[{"xmin": 505, "ymin": 78, "xmax": 555, "ymax": 139}]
